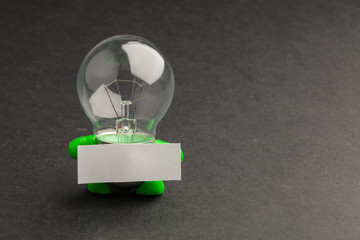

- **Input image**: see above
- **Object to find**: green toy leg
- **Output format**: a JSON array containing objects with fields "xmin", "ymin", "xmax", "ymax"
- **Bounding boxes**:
[
  {"xmin": 87, "ymin": 183, "xmax": 114, "ymax": 195},
  {"xmin": 135, "ymin": 181, "xmax": 165, "ymax": 196}
]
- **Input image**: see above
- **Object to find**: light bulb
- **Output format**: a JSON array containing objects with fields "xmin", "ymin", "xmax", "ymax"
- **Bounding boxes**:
[{"xmin": 77, "ymin": 35, "xmax": 174, "ymax": 144}]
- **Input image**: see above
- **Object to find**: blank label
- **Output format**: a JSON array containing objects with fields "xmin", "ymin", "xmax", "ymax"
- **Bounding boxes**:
[{"xmin": 78, "ymin": 143, "xmax": 181, "ymax": 184}]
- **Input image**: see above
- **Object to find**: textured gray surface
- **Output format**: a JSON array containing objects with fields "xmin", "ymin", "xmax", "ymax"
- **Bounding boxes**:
[{"xmin": 2, "ymin": 0, "xmax": 360, "ymax": 239}]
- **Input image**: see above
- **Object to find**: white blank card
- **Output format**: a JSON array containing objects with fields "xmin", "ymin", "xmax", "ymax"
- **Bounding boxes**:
[{"xmin": 78, "ymin": 143, "xmax": 181, "ymax": 184}]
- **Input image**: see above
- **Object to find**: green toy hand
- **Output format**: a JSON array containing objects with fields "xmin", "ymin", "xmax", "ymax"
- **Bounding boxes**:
[
  {"xmin": 154, "ymin": 139, "xmax": 183, "ymax": 162},
  {"xmin": 68, "ymin": 135, "xmax": 99, "ymax": 159}
]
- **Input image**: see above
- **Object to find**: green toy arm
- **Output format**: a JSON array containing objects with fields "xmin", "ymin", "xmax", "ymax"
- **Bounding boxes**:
[
  {"xmin": 68, "ymin": 135, "xmax": 99, "ymax": 159},
  {"xmin": 154, "ymin": 139, "xmax": 183, "ymax": 163},
  {"xmin": 136, "ymin": 140, "xmax": 182, "ymax": 195}
]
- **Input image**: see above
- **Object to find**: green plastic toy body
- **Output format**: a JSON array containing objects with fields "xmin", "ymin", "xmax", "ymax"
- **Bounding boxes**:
[{"xmin": 69, "ymin": 135, "xmax": 183, "ymax": 196}]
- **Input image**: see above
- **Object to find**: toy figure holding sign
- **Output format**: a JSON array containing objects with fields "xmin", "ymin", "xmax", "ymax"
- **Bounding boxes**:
[{"xmin": 68, "ymin": 35, "xmax": 183, "ymax": 195}]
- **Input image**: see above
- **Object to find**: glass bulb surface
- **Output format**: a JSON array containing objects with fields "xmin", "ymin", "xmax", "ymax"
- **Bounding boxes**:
[{"xmin": 77, "ymin": 35, "xmax": 174, "ymax": 144}]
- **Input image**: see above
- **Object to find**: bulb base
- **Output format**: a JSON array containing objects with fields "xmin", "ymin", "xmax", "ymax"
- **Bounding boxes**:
[{"xmin": 96, "ymin": 130, "xmax": 155, "ymax": 144}]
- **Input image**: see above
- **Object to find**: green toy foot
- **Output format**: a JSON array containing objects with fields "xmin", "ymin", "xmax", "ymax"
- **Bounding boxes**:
[
  {"xmin": 135, "ymin": 181, "xmax": 165, "ymax": 196},
  {"xmin": 87, "ymin": 183, "xmax": 113, "ymax": 195}
]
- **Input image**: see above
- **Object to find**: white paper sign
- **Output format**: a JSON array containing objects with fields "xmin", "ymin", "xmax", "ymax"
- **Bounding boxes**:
[{"xmin": 78, "ymin": 143, "xmax": 181, "ymax": 184}]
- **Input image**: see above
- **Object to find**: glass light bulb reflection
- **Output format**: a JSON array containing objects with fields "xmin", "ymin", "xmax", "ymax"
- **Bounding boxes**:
[{"xmin": 77, "ymin": 35, "xmax": 175, "ymax": 143}]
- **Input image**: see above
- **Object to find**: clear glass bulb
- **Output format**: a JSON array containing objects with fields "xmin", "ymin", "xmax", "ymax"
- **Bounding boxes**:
[{"xmin": 77, "ymin": 35, "xmax": 175, "ymax": 144}]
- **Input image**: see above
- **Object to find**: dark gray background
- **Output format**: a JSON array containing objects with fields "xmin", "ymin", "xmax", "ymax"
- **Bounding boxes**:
[{"xmin": 2, "ymin": 0, "xmax": 360, "ymax": 239}]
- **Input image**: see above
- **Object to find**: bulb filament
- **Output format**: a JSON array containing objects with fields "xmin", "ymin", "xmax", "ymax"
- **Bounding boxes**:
[{"xmin": 104, "ymin": 78, "xmax": 143, "ymax": 141}]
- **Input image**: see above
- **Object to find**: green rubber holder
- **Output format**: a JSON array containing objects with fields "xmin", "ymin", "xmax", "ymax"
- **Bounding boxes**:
[{"xmin": 68, "ymin": 135, "xmax": 183, "ymax": 195}]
